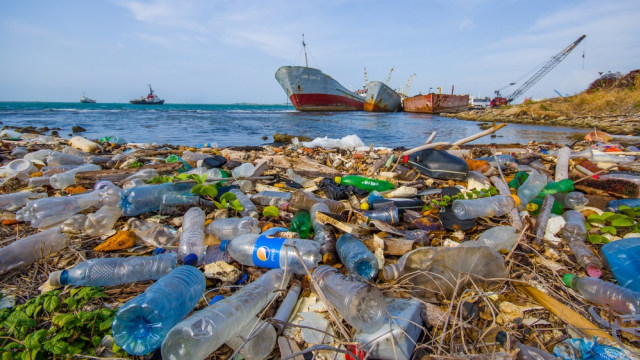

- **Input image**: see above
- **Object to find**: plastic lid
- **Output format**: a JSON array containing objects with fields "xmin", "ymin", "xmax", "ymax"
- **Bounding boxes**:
[
  {"xmin": 48, "ymin": 270, "xmax": 63, "ymax": 287},
  {"xmin": 360, "ymin": 203, "xmax": 370, "ymax": 210},
  {"xmin": 562, "ymin": 274, "xmax": 576, "ymax": 288},
  {"xmin": 526, "ymin": 203, "xmax": 538, "ymax": 212},
  {"xmin": 510, "ymin": 195, "xmax": 521, "ymax": 207},
  {"xmin": 183, "ymin": 254, "xmax": 198, "ymax": 266},
  {"xmin": 209, "ymin": 295, "xmax": 225, "ymax": 305},
  {"xmin": 152, "ymin": 247, "xmax": 166, "ymax": 255},
  {"xmin": 220, "ymin": 240, "xmax": 229, "ymax": 251},
  {"xmin": 7, "ymin": 159, "xmax": 33, "ymax": 173},
  {"xmin": 334, "ymin": 176, "xmax": 342, "ymax": 184},
  {"xmin": 236, "ymin": 273, "xmax": 248, "ymax": 285}
]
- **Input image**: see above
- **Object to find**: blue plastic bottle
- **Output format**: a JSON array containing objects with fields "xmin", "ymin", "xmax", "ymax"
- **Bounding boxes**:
[
  {"xmin": 120, "ymin": 182, "xmax": 194, "ymax": 216},
  {"xmin": 111, "ymin": 266, "xmax": 205, "ymax": 355},
  {"xmin": 601, "ymin": 237, "xmax": 640, "ymax": 292},
  {"xmin": 336, "ymin": 233, "xmax": 379, "ymax": 280},
  {"xmin": 604, "ymin": 198, "xmax": 640, "ymax": 213}
]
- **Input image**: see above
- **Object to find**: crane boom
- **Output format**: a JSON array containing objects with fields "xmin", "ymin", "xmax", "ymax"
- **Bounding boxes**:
[{"xmin": 491, "ymin": 35, "xmax": 586, "ymax": 107}]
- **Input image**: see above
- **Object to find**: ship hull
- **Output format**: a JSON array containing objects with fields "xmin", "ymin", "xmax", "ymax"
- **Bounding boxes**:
[
  {"xmin": 402, "ymin": 93, "xmax": 469, "ymax": 114},
  {"xmin": 275, "ymin": 66, "xmax": 364, "ymax": 111},
  {"xmin": 129, "ymin": 100, "xmax": 165, "ymax": 105},
  {"xmin": 363, "ymin": 81, "xmax": 402, "ymax": 112}
]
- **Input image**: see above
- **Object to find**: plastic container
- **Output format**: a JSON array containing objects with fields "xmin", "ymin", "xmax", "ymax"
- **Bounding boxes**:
[
  {"xmin": 516, "ymin": 170, "xmax": 548, "ymax": 207},
  {"xmin": 181, "ymin": 150, "xmax": 211, "ymax": 163},
  {"xmin": 554, "ymin": 191, "xmax": 589, "ymax": 209},
  {"xmin": 538, "ymin": 179, "xmax": 575, "ymax": 197},
  {"xmin": 286, "ymin": 169, "xmax": 312, "ymax": 187},
  {"xmin": 161, "ymin": 269, "xmax": 289, "ymax": 360},
  {"xmin": 476, "ymin": 154, "xmax": 517, "ymax": 170},
  {"xmin": 112, "ymin": 266, "xmax": 205, "ymax": 355},
  {"xmin": 526, "ymin": 197, "xmax": 563, "ymax": 215},
  {"xmin": 362, "ymin": 197, "xmax": 423, "ymax": 211},
  {"xmin": 561, "ymin": 210, "xmax": 587, "ymax": 242},
  {"xmin": 604, "ymin": 198, "xmax": 640, "ymax": 213},
  {"xmin": 42, "ymin": 165, "xmax": 79, "ymax": 176},
  {"xmin": 228, "ymin": 188, "xmax": 259, "ymax": 218},
  {"xmin": 0, "ymin": 191, "xmax": 47, "ymax": 211},
  {"xmin": 334, "ymin": 175, "xmax": 394, "ymax": 192},
  {"xmin": 290, "ymin": 210, "xmax": 311, "ymax": 238},
  {"xmin": 158, "ymin": 193, "xmax": 206, "ymax": 215},
  {"xmin": 563, "ymin": 274, "xmax": 640, "ymax": 315},
  {"xmin": 288, "ymin": 189, "xmax": 345, "ymax": 213},
  {"xmin": 311, "ymin": 265, "xmax": 386, "ymax": 332},
  {"xmin": 567, "ymin": 240, "xmax": 603, "ymax": 277},
  {"xmin": 361, "ymin": 205, "xmax": 400, "ymax": 223},
  {"xmin": 250, "ymin": 191, "xmax": 291, "ymax": 207},
  {"xmin": 221, "ymin": 233, "xmax": 321, "ymax": 275},
  {"xmin": 459, "ymin": 226, "xmax": 519, "ymax": 252},
  {"xmin": 451, "ymin": 195, "xmax": 520, "ymax": 220},
  {"xmin": 120, "ymin": 182, "xmax": 194, "ymax": 216},
  {"xmin": 309, "ymin": 202, "xmax": 335, "ymax": 251},
  {"xmin": 508, "ymin": 171, "xmax": 529, "ymax": 190},
  {"xmin": 128, "ymin": 218, "xmax": 180, "ymax": 247},
  {"xmin": 336, "ymin": 233, "xmax": 378, "ymax": 280},
  {"xmin": 553, "ymin": 337, "xmax": 630, "ymax": 360},
  {"xmin": 0, "ymin": 227, "xmax": 68, "ymax": 275},
  {"xmin": 555, "ymin": 147, "xmax": 571, "ymax": 181},
  {"xmin": 23, "ymin": 149, "xmax": 53, "ymax": 162},
  {"xmin": 48, "ymin": 253, "xmax": 178, "ymax": 287},
  {"xmin": 84, "ymin": 205, "xmax": 122, "ymax": 237},
  {"xmin": 49, "ymin": 163, "xmax": 101, "ymax": 189},
  {"xmin": 201, "ymin": 155, "xmax": 228, "ymax": 169},
  {"xmin": 601, "ymin": 237, "xmax": 640, "ymax": 292},
  {"xmin": 69, "ymin": 136, "xmax": 103, "ymax": 153},
  {"xmin": 45, "ymin": 152, "xmax": 87, "ymax": 167},
  {"xmin": 178, "ymin": 207, "xmax": 206, "ymax": 265},
  {"xmin": 403, "ymin": 149, "xmax": 469, "ymax": 180},
  {"xmin": 5, "ymin": 159, "xmax": 36, "ymax": 177},
  {"xmin": 205, "ymin": 216, "xmax": 260, "ymax": 241},
  {"xmin": 231, "ymin": 162, "xmax": 255, "ymax": 178},
  {"xmin": 16, "ymin": 190, "xmax": 103, "ymax": 229}
]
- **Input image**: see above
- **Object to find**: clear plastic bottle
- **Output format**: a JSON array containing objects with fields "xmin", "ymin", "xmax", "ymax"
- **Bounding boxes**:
[
  {"xmin": 604, "ymin": 198, "xmax": 640, "ymax": 213},
  {"xmin": 48, "ymin": 253, "xmax": 178, "ymax": 287},
  {"xmin": 460, "ymin": 226, "xmax": 519, "ymax": 252},
  {"xmin": 161, "ymin": 269, "xmax": 289, "ymax": 360},
  {"xmin": 0, "ymin": 191, "xmax": 47, "ymax": 211},
  {"xmin": 250, "ymin": 191, "xmax": 291, "ymax": 207},
  {"xmin": 59, "ymin": 214, "xmax": 87, "ymax": 233},
  {"xmin": 561, "ymin": 210, "xmax": 587, "ymax": 242},
  {"xmin": 42, "ymin": 165, "xmax": 80, "ymax": 176},
  {"xmin": 120, "ymin": 182, "xmax": 194, "ymax": 216},
  {"xmin": 159, "ymin": 194, "xmax": 210, "ymax": 216},
  {"xmin": 555, "ymin": 147, "xmax": 571, "ymax": 181},
  {"xmin": 84, "ymin": 205, "xmax": 122, "ymax": 237},
  {"xmin": 0, "ymin": 227, "xmax": 68, "ymax": 275},
  {"xmin": 362, "ymin": 205, "xmax": 400, "ymax": 223},
  {"xmin": 23, "ymin": 149, "xmax": 53, "ymax": 162},
  {"xmin": 16, "ymin": 190, "xmax": 103, "ymax": 229},
  {"xmin": 290, "ymin": 210, "xmax": 311, "ymax": 238},
  {"xmin": 601, "ymin": 237, "xmax": 640, "ymax": 292},
  {"xmin": 336, "ymin": 234, "xmax": 378, "ymax": 280},
  {"xmin": 310, "ymin": 265, "xmax": 386, "ymax": 333},
  {"xmin": 178, "ymin": 207, "xmax": 206, "ymax": 265},
  {"xmin": 563, "ymin": 274, "xmax": 640, "ymax": 315},
  {"xmin": 112, "ymin": 265, "xmax": 205, "ymax": 355},
  {"xmin": 231, "ymin": 163, "xmax": 255, "ymax": 178},
  {"xmin": 334, "ymin": 175, "xmax": 394, "ymax": 192},
  {"xmin": 181, "ymin": 150, "xmax": 211, "ymax": 163},
  {"xmin": 128, "ymin": 218, "xmax": 180, "ymax": 247},
  {"xmin": 122, "ymin": 168, "xmax": 159, "ymax": 184},
  {"xmin": 252, "ymin": 190, "xmax": 345, "ymax": 214},
  {"xmin": 286, "ymin": 169, "xmax": 312, "ymax": 187},
  {"xmin": 221, "ymin": 234, "xmax": 321, "ymax": 275},
  {"xmin": 566, "ymin": 240, "xmax": 603, "ymax": 277},
  {"xmin": 45, "ymin": 152, "xmax": 87, "ymax": 166},
  {"xmin": 28, "ymin": 176, "xmax": 52, "ymax": 188},
  {"xmin": 205, "ymin": 216, "xmax": 260, "ymax": 241},
  {"xmin": 553, "ymin": 191, "xmax": 589, "ymax": 209},
  {"xmin": 310, "ymin": 202, "xmax": 335, "ymax": 249},
  {"xmin": 451, "ymin": 195, "xmax": 520, "ymax": 220},
  {"xmin": 228, "ymin": 188, "xmax": 259, "ymax": 218},
  {"xmin": 516, "ymin": 170, "xmax": 548, "ymax": 207},
  {"xmin": 49, "ymin": 163, "xmax": 101, "ymax": 189}
]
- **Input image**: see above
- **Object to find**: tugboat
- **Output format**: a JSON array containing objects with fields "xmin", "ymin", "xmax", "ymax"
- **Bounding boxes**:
[
  {"xmin": 129, "ymin": 85, "xmax": 165, "ymax": 105},
  {"xmin": 80, "ymin": 94, "xmax": 96, "ymax": 103}
]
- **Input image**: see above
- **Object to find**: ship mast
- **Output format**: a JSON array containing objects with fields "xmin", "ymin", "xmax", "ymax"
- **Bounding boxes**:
[{"xmin": 302, "ymin": 34, "xmax": 308, "ymax": 68}]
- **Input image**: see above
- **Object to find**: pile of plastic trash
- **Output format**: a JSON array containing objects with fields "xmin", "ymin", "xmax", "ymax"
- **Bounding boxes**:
[{"xmin": 0, "ymin": 127, "xmax": 639, "ymax": 360}]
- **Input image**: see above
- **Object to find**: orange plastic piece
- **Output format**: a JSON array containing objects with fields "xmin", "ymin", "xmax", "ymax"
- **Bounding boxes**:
[
  {"xmin": 2, "ymin": 219, "xmax": 20, "ymax": 225},
  {"xmin": 465, "ymin": 159, "xmax": 490, "ymax": 171},
  {"xmin": 94, "ymin": 230, "xmax": 136, "ymax": 251},
  {"xmin": 65, "ymin": 185, "xmax": 88, "ymax": 194},
  {"xmin": 261, "ymin": 223, "xmax": 275, "ymax": 233},
  {"xmin": 30, "ymin": 171, "xmax": 43, "ymax": 178}
]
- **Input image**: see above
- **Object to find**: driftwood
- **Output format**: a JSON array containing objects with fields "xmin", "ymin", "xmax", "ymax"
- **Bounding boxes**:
[
  {"xmin": 74, "ymin": 162, "xmax": 183, "ymax": 186},
  {"xmin": 261, "ymin": 155, "xmax": 341, "ymax": 175},
  {"xmin": 273, "ymin": 133, "xmax": 312, "ymax": 143},
  {"xmin": 364, "ymin": 236, "xmax": 414, "ymax": 255}
]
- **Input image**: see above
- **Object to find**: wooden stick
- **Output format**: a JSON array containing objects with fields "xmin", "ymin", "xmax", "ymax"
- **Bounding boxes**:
[
  {"xmin": 451, "ymin": 123, "xmax": 507, "ymax": 146},
  {"xmin": 400, "ymin": 142, "xmax": 450, "ymax": 157}
]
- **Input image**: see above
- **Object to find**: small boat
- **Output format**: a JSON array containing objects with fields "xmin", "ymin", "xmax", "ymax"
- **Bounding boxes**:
[
  {"xmin": 363, "ymin": 81, "xmax": 402, "ymax": 112},
  {"xmin": 402, "ymin": 88, "xmax": 469, "ymax": 114},
  {"xmin": 275, "ymin": 36, "xmax": 364, "ymax": 111},
  {"xmin": 80, "ymin": 95, "xmax": 96, "ymax": 103},
  {"xmin": 130, "ymin": 85, "xmax": 165, "ymax": 105}
]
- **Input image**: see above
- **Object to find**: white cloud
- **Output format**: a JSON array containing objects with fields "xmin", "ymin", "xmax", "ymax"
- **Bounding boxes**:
[{"xmin": 458, "ymin": 19, "xmax": 475, "ymax": 30}]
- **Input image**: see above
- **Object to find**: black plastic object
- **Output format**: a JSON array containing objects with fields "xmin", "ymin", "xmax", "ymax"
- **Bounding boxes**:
[
  {"xmin": 318, "ymin": 178, "xmax": 368, "ymax": 200},
  {"xmin": 439, "ymin": 187, "xmax": 475, "ymax": 231},
  {"xmin": 201, "ymin": 155, "xmax": 228, "ymax": 169},
  {"xmin": 403, "ymin": 149, "xmax": 468, "ymax": 180},
  {"xmin": 370, "ymin": 198, "xmax": 424, "ymax": 211}
]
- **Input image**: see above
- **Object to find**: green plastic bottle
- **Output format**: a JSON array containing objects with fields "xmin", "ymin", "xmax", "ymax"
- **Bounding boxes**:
[
  {"xmin": 538, "ymin": 179, "xmax": 574, "ymax": 197},
  {"xmin": 334, "ymin": 175, "xmax": 395, "ymax": 192},
  {"xmin": 526, "ymin": 197, "xmax": 563, "ymax": 215},
  {"xmin": 290, "ymin": 210, "xmax": 311, "ymax": 238},
  {"xmin": 508, "ymin": 172, "xmax": 529, "ymax": 190}
]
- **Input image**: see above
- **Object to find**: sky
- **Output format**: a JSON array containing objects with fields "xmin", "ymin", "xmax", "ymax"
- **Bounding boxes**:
[{"xmin": 1, "ymin": 0, "xmax": 639, "ymax": 104}]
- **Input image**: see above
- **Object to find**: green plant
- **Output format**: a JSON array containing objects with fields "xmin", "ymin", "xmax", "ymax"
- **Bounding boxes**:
[
  {"xmin": 262, "ymin": 206, "xmax": 280, "ymax": 218},
  {"xmin": 422, "ymin": 187, "xmax": 498, "ymax": 212},
  {"xmin": 0, "ymin": 287, "xmax": 126, "ymax": 359},
  {"xmin": 214, "ymin": 192, "xmax": 244, "ymax": 212},
  {"xmin": 586, "ymin": 206, "xmax": 640, "ymax": 244},
  {"xmin": 128, "ymin": 161, "xmax": 143, "ymax": 168}
]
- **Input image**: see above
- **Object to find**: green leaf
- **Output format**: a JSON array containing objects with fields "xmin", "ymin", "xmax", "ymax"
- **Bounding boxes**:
[
  {"xmin": 600, "ymin": 212, "xmax": 617, "ymax": 220},
  {"xmin": 63, "ymin": 297, "xmax": 77, "ymax": 310},
  {"xmin": 98, "ymin": 319, "xmax": 112, "ymax": 332},
  {"xmin": 587, "ymin": 214, "xmax": 606, "ymax": 224},
  {"xmin": 23, "ymin": 333, "xmax": 41, "ymax": 350},
  {"xmin": 51, "ymin": 340, "xmax": 69, "ymax": 355},
  {"xmin": 442, "ymin": 195, "xmax": 451, "ymax": 202},
  {"xmin": 191, "ymin": 184, "xmax": 217, "ymax": 197},
  {"xmin": 175, "ymin": 173, "xmax": 188, "ymax": 181},
  {"xmin": 466, "ymin": 192, "xmax": 474, "ymax": 199},
  {"xmin": 52, "ymin": 314, "xmax": 81, "ymax": 328},
  {"xmin": 611, "ymin": 218, "xmax": 635, "ymax": 227},
  {"xmin": 2, "ymin": 352, "xmax": 14, "ymax": 360},
  {"xmin": 43, "ymin": 296, "xmax": 60, "ymax": 313},
  {"xmin": 229, "ymin": 199, "xmax": 244, "ymax": 211},
  {"xmin": 600, "ymin": 226, "xmax": 617, "ymax": 235},
  {"xmin": 25, "ymin": 304, "xmax": 36, "ymax": 318},
  {"xmin": 588, "ymin": 234, "xmax": 605, "ymax": 244},
  {"xmin": 68, "ymin": 341, "xmax": 85, "ymax": 355},
  {"xmin": 263, "ymin": 205, "xmax": 280, "ymax": 217},
  {"xmin": 220, "ymin": 192, "xmax": 237, "ymax": 202}
]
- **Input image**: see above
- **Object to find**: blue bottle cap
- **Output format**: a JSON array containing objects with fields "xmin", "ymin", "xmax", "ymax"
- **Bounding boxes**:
[
  {"xmin": 152, "ymin": 247, "xmax": 166, "ymax": 255},
  {"xmin": 59, "ymin": 270, "xmax": 70, "ymax": 286},
  {"xmin": 220, "ymin": 240, "xmax": 229, "ymax": 251},
  {"xmin": 237, "ymin": 273, "xmax": 248, "ymax": 285},
  {"xmin": 209, "ymin": 295, "xmax": 225, "ymax": 305},
  {"xmin": 183, "ymin": 254, "xmax": 198, "ymax": 266}
]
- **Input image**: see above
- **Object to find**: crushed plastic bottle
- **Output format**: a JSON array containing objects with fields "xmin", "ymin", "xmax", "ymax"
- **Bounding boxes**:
[
  {"xmin": 554, "ymin": 191, "xmax": 589, "ymax": 209},
  {"xmin": 0, "ymin": 191, "xmax": 47, "ymax": 211},
  {"xmin": 451, "ymin": 195, "xmax": 520, "ymax": 220},
  {"xmin": 516, "ymin": 170, "xmax": 548, "ymax": 208},
  {"xmin": 84, "ymin": 205, "xmax": 121, "ymax": 237},
  {"xmin": 561, "ymin": 210, "xmax": 587, "ymax": 242},
  {"xmin": 336, "ymin": 233, "xmax": 378, "ymax": 280},
  {"xmin": 177, "ymin": 207, "xmax": 206, "ymax": 265},
  {"xmin": 311, "ymin": 265, "xmax": 386, "ymax": 333},
  {"xmin": 228, "ymin": 188, "xmax": 259, "ymax": 218},
  {"xmin": 221, "ymin": 233, "xmax": 321, "ymax": 275},
  {"xmin": 17, "ymin": 190, "xmax": 103, "ymax": 229},
  {"xmin": 128, "ymin": 218, "xmax": 180, "ymax": 247},
  {"xmin": 361, "ymin": 205, "xmax": 400, "ymax": 223},
  {"xmin": 48, "ymin": 253, "xmax": 177, "ymax": 287},
  {"xmin": 161, "ymin": 269, "xmax": 289, "ymax": 360},
  {"xmin": 309, "ymin": 202, "xmax": 336, "ymax": 252},
  {"xmin": 290, "ymin": 210, "xmax": 311, "ymax": 238},
  {"xmin": 45, "ymin": 152, "xmax": 87, "ymax": 167},
  {"xmin": 49, "ymin": 163, "xmax": 101, "ymax": 189},
  {"xmin": 566, "ymin": 240, "xmax": 603, "ymax": 278},
  {"xmin": 538, "ymin": 179, "xmax": 575, "ymax": 197},
  {"xmin": 112, "ymin": 265, "xmax": 205, "ymax": 355},
  {"xmin": 120, "ymin": 182, "xmax": 194, "ymax": 216},
  {"xmin": 205, "ymin": 216, "xmax": 260, "ymax": 241},
  {"xmin": 459, "ymin": 226, "xmax": 519, "ymax": 252},
  {"xmin": 604, "ymin": 198, "xmax": 640, "ymax": 213},
  {"xmin": 553, "ymin": 337, "xmax": 631, "ymax": 360},
  {"xmin": 563, "ymin": 274, "xmax": 640, "ymax": 315},
  {"xmin": 601, "ymin": 237, "xmax": 640, "ymax": 292},
  {"xmin": 0, "ymin": 228, "xmax": 68, "ymax": 275}
]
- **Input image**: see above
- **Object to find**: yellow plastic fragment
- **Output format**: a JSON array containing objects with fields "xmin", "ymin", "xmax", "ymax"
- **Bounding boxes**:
[{"xmin": 94, "ymin": 230, "xmax": 136, "ymax": 251}]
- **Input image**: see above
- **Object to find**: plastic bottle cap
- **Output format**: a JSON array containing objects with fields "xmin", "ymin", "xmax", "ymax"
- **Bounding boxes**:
[
  {"xmin": 334, "ymin": 176, "xmax": 342, "ymax": 185},
  {"xmin": 48, "ymin": 270, "xmax": 63, "ymax": 287},
  {"xmin": 209, "ymin": 295, "xmax": 225, "ymax": 305},
  {"xmin": 183, "ymin": 254, "xmax": 198, "ymax": 266},
  {"xmin": 360, "ymin": 203, "xmax": 370, "ymax": 210},
  {"xmin": 562, "ymin": 274, "xmax": 576, "ymax": 288},
  {"xmin": 152, "ymin": 247, "xmax": 166, "ymax": 255},
  {"xmin": 6, "ymin": 159, "xmax": 34, "ymax": 174},
  {"xmin": 220, "ymin": 240, "xmax": 229, "ymax": 251},
  {"xmin": 236, "ymin": 273, "xmax": 248, "ymax": 285},
  {"xmin": 510, "ymin": 195, "xmax": 521, "ymax": 207},
  {"xmin": 526, "ymin": 203, "xmax": 538, "ymax": 212}
]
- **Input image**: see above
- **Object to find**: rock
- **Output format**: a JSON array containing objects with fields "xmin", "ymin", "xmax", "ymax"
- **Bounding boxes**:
[
  {"xmin": 203, "ymin": 261, "xmax": 241, "ymax": 282},
  {"xmin": 497, "ymin": 301, "xmax": 523, "ymax": 325},
  {"xmin": 71, "ymin": 125, "xmax": 86, "ymax": 133}
]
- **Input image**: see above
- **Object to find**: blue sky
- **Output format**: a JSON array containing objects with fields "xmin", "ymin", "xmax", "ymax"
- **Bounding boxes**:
[{"xmin": 1, "ymin": 0, "xmax": 638, "ymax": 104}]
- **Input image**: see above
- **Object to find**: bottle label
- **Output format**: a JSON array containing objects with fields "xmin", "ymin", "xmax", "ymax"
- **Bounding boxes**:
[{"xmin": 252, "ymin": 235, "xmax": 286, "ymax": 268}]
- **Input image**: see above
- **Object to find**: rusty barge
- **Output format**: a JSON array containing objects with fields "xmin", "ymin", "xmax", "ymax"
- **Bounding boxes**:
[
  {"xmin": 402, "ymin": 91, "xmax": 469, "ymax": 114},
  {"xmin": 363, "ymin": 81, "xmax": 402, "ymax": 112}
]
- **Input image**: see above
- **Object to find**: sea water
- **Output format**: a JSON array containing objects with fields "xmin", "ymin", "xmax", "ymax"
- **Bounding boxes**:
[{"xmin": 0, "ymin": 102, "xmax": 585, "ymax": 148}]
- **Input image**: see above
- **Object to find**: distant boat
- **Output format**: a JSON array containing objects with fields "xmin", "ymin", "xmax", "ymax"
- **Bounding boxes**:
[
  {"xmin": 130, "ymin": 85, "xmax": 164, "ymax": 105},
  {"xmin": 80, "ymin": 95, "xmax": 96, "ymax": 103},
  {"xmin": 402, "ymin": 90, "xmax": 469, "ymax": 114},
  {"xmin": 363, "ymin": 81, "xmax": 402, "ymax": 112}
]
